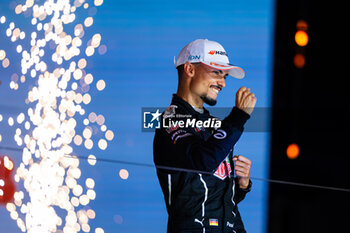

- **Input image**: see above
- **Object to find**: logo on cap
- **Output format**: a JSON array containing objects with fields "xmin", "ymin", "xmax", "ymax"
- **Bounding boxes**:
[
  {"xmin": 209, "ymin": 62, "xmax": 228, "ymax": 68},
  {"xmin": 188, "ymin": 55, "xmax": 201, "ymax": 60},
  {"xmin": 208, "ymin": 50, "xmax": 228, "ymax": 56}
]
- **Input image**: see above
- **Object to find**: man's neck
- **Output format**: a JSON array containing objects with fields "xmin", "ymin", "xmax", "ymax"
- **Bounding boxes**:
[{"xmin": 176, "ymin": 89, "xmax": 204, "ymax": 109}]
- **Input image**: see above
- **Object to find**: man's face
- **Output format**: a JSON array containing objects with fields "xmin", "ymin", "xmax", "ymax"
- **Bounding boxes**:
[{"xmin": 190, "ymin": 63, "xmax": 228, "ymax": 106}]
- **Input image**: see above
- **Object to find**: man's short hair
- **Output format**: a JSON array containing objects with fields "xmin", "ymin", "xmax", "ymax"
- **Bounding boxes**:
[{"xmin": 176, "ymin": 64, "xmax": 185, "ymax": 79}]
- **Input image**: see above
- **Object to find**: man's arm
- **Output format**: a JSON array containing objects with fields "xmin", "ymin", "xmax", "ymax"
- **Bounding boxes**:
[
  {"xmin": 154, "ymin": 87, "xmax": 257, "ymax": 173},
  {"xmin": 154, "ymin": 107, "xmax": 250, "ymax": 173},
  {"xmin": 234, "ymin": 178, "xmax": 252, "ymax": 204}
]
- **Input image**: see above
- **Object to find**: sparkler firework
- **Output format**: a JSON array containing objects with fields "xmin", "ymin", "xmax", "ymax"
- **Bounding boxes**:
[{"xmin": 0, "ymin": 0, "xmax": 112, "ymax": 232}]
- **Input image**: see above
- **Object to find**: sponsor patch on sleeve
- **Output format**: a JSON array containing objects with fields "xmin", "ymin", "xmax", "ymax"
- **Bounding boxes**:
[
  {"xmin": 163, "ymin": 105, "xmax": 177, "ymax": 119},
  {"xmin": 170, "ymin": 129, "xmax": 192, "ymax": 144},
  {"xmin": 213, "ymin": 129, "xmax": 227, "ymax": 139}
]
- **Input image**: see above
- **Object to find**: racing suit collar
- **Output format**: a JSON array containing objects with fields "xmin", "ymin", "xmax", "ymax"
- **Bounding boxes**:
[{"xmin": 171, "ymin": 94, "xmax": 210, "ymax": 117}]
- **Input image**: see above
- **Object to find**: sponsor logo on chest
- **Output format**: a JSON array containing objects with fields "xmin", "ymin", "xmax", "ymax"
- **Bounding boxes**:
[{"xmin": 213, "ymin": 156, "xmax": 232, "ymax": 180}]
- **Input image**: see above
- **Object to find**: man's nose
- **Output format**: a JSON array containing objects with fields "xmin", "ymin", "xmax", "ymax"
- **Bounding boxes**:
[{"xmin": 217, "ymin": 78, "xmax": 226, "ymax": 88}]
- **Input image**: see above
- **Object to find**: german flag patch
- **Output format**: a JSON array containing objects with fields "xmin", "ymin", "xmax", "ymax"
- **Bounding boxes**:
[{"xmin": 209, "ymin": 219, "xmax": 218, "ymax": 226}]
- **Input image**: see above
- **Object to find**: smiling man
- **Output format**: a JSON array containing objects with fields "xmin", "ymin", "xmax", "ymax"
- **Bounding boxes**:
[{"xmin": 153, "ymin": 39, "xmax": 257, "ymax": 233}]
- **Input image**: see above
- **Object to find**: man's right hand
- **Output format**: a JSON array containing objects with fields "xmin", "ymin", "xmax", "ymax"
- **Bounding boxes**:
[{"xmin": 235, "ymin": 87, "xmax": 257, "ymax": 115}]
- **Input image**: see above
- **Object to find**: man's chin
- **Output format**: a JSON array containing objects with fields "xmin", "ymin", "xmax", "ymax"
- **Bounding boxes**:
[{"xmin": 200, "ymin": 95, "xmax": 217, "ymax": 106}]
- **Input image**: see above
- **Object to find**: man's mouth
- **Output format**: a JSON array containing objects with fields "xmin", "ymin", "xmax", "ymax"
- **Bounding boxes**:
[{"xmin": 210, "ymin": 85, "xmax": 222, "ymax": 94}]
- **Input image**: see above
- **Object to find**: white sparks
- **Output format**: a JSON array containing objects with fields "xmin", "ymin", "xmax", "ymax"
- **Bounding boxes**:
[{"xmin": 0, "ymin": 1, "xmax": 111, "ymax": 233}]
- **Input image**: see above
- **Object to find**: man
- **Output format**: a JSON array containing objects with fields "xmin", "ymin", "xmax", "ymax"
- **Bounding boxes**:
[{"xmin": 153, "ymin": 39, "xmax": 256, "ymax": 233}]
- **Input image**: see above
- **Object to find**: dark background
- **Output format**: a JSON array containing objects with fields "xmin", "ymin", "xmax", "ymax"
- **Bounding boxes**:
[{"xmin": 269, "ymin": 0, "xmax": 349, "ymax": 232}]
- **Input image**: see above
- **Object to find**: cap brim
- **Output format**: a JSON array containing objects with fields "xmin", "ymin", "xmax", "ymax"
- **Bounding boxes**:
[{"xmin": 201, "ymin": 61, "xmax": 245, "ymax": 79}]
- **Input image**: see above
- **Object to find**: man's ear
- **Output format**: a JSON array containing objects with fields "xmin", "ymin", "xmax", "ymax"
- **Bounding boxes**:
[{"xmin": 183, "ymin": 62, "xmax": 196, "ymax": 78}]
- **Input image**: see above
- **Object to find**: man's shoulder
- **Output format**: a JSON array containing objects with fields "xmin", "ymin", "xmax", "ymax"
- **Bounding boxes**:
[
  {"xmin": 155, "ymin": 102, "xmax": 195, "ymax": 138},
  {"xmin": 163, "ymin": 104, "xmax": 178, "ymax": 119}
]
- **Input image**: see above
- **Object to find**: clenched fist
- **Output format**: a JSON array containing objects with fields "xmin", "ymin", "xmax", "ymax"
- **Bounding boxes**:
[
  {"xmin": 235, "ymin": 86, "xmax": 257, "ymax": 115},
  {"xmin": 233, "ymin": 155, "xmax": 251, "ymax": 189}
]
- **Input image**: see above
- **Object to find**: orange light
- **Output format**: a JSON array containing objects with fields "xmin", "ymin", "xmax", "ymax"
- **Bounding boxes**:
[
  {"xmin": 296, "ymin": 20, "xmax": 308, "ymax": 31},
  {"xmin": 295, "ymin": 30, "xmax": 309, "ymax": 47},
  {"xmin": 294, "ymin": 53, "xmax": 306, "ymax": 68},
  {"xmin": 287, "ymin": 143, "xmax": 300, "ymax": 159}
]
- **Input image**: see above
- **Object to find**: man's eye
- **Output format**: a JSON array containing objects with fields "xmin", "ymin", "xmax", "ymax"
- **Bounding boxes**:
[{"xmin": 212, "ymin": 71, "xmax": 220, "ymax": 75}]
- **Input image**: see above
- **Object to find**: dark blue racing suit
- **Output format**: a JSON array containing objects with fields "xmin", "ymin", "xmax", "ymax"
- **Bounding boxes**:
[{"xmin": 153, "ymin": 94, "xmax": 252, "ymax": 233}]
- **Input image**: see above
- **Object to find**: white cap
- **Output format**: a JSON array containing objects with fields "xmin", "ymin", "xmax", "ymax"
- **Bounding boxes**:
[{"xmin": 174, "ymin": 39, "xmax": 245, "ymax": 79}]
